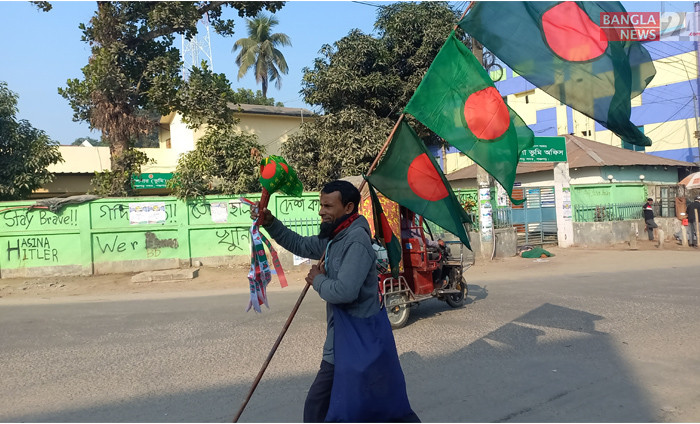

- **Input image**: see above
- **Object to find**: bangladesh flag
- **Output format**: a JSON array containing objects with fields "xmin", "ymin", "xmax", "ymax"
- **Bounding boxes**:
[
  {"xmin": 404, "ymin": 32, "xmax": 534, "ymax": 205},
  {"xmin": 366, "ymin": 121, "xmax": 472, "ymax": 250},
  {"xmin": 459, "ymin": 1, "xmax": 656, "ymax": 146},
  {"xmin": 367, "ymin": 182, "xmax": 402, "ymax": 279}
]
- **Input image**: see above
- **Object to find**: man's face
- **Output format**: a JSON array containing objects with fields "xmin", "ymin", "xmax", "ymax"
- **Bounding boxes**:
[{"xmin": 319, "ymin": 191, "xmax": 354, "ymax": 224}]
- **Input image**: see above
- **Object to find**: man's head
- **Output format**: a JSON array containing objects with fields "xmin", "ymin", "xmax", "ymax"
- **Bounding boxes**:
[
  {"xmin": 647, "ymin": 198, "xmax": 653, "ymax": 203},
  {"xmin": 318, "ymin": 180, "xmax": 361, "ymax": 238}
]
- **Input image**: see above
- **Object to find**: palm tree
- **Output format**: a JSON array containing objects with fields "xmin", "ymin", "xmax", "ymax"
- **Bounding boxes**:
[{"xmin": 232, "ymin": 14, "xmax": 291, "ymax": 98}]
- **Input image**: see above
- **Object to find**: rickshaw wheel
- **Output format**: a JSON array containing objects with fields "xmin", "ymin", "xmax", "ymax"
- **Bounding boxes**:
[
  {"xmin": 386, "ymin": 293, "xmax": 410, "ymax": 329},
  {"xmin": 446, "ymin": 277, "xmax": 467, "ymax": 308}
]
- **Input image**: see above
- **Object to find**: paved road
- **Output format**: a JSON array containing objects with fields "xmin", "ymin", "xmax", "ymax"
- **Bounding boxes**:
[{"xmin": 1, "ymin": 254, "xmax": 699, "ymax": 422}]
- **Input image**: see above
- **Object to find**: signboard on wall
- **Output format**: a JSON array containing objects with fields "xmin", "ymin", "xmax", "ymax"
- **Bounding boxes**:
[
  {"xmin": 519, "ymin": 137, "xmax": 567, "ymax": 163},
  {"xmin": 131, "ymin": 173, "xmax": 173, "ymax": 189}
]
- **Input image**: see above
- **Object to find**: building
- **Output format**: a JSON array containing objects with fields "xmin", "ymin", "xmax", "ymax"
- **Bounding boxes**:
[
  {"xmin": 37, "ymin": 103, "xmax": 316, "ymax": 197},
  {"xmin": 446, "ymin": 134, "xmax": 696, "ymax": 205}
]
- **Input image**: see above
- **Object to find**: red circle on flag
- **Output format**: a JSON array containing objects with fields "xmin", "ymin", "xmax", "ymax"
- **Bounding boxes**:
[
  {"xmin": 463, "ymin": 86, "xmax": 510, "ymax": 140},
  {"xmin": 542, "ymin": 2, "xmax": 608, "ymax": 62},
  {"xmin": 380, "ymin": 215, "xmax": 394, "ymax": 245},
  {"xmin": 407, "ymin": 153, "xmax": 449, "ymax": 201},
  {"xmin": 261, "ymin": 161, "xmax": 277, "ymax": 179},
  {"xmin": 280, "ymin": 162, "xmax": 289, "ymax": 173}
]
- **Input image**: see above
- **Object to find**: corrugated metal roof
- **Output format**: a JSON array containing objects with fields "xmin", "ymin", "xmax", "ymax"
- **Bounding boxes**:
[
  {"xmin": 446, "ymin": 135, "xmax": 696, "ymax": 181},
  {"xmin": 228, "ymin": 103, "xmax": 316, "ymax": 118}
]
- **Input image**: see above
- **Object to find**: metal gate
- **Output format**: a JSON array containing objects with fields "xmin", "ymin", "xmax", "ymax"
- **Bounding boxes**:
[{"xmin": 509, "ymin": 186, "xmax": 558, "ymax": 246}]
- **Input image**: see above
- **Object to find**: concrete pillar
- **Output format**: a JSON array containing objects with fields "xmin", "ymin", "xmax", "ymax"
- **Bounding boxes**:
[
  {"xmin": 477, "ymin": 168, "xmax": 494, "ymax": 260},
  {"xmin": 554, "ymin": 162, "xmax": 574, "ymax": 247}
]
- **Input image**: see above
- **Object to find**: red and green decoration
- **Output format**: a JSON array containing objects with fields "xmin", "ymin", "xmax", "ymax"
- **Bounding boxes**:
[
  {"xmin": 366, "ymin": 181, "xmax": 402, "ymax": 279},
  {"xmin": 259, "ymin": 155, "xmax": 303, "ymax": 197},
  {"xmin": 404, "ymin": 32, "xmax": 534, "ymax": 205},
  {"xmin": 366, "ymin": 121, "xmax": 471, "ymax": 250},
  {"xmin": 459, "ymin": 1, "xmax": 656, "ymax": 147}
]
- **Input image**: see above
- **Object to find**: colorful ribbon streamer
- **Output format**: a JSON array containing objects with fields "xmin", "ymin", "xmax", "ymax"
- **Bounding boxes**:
[{"xmin": 240, "ymin": 197, "xmax": 288, "ymax": 313}]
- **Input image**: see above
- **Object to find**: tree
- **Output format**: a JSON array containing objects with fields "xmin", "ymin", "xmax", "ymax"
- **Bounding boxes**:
[
  {"xmin": 232, "ymin": 13, "xmax": 291, "ymax": 98},
  {"xmin": 291, "ymin": 2, "xmax": 463, "ymax": 187},
  {"xmin": 58, "ymin": 1, "xmax": 284, "ymax": 197},
  {"xmin": 0, "ymin": 82, "xmax": 63, "ymax": 200},
  {"xmin": 282, "ymin": 107, "xmax": 392, "ymax": 190},
  {"xmin": 169, "ymin": 128, "xmax": 265, "ymax": 199},
  {"xmin": 231, "ymin": 88, "xmax": 284, "ymax": 106}
]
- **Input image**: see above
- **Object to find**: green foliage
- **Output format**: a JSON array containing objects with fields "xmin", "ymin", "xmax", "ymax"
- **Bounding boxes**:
[
  {"xmin": 232, "ymin": 13, "xmax": 291, "ymax": 98},
  {"xmin": 231, "ymin": 88, "xmax": 283, "ymax": 106},
  {"xmin": 291, "ymin": 2, "xmax": 462, "ymax": 184},
  {"xmin": 169, "ymin": 127, "xmax": 264, "ymax": 199},
  {"xmin": 89, "ymin": 149, "xmax": 150, "ymax": 197},
  {"xmin": 282, "ymin": 107, "xmax": 392, "ymax": 190},
  {"xmin": 58, "ymin": 1, "xmax": 284, "ymax": 196},
  {"xmin": 0, "ymin": 82, "xmax": 63, "ymax": 200},
  {"xmin": 176, "ymin": 63, "xmax": 239, "ymax": 129},
  {"xmin": 301, "ymin": 2, "xmax": 461, "ymax": 119}
]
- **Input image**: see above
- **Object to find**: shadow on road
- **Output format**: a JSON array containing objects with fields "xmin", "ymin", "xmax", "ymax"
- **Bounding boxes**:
[{"xmin": 1, "ymin": 287, "xmax": 663, "ymax": 422}]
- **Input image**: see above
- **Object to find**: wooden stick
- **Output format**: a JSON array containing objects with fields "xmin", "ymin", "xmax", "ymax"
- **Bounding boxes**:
[
  {"xmin": 358, "ymin": 114, "xmax": 405, "ymax": 193},
  {"xmin": 233, "ymin": 283, "xmax": 312, "ymax": 422}
]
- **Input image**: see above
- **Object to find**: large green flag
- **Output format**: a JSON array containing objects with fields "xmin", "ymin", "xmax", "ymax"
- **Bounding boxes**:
[
  {"xmin": 366, "ymin": 181, "xmax": 402, "ymax": 279},
  {"xmin": 404, "ymin": 32, "xmax": 534, "ymax": 205},
  {"xmin": 366, "ymin": 121, "xmax": 471, "ymax": 250},
  {"xmin": 459, "ymin": 1, "xmax": 656, "ymax": 147}
]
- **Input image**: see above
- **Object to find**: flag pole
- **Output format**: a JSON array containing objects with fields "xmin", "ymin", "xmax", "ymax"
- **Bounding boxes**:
[{"xmin": 358, "ymin": 1, "xmax": 475, "ymax": 195}]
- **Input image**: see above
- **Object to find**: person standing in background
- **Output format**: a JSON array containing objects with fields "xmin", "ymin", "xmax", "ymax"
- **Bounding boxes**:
[{"xmin": 642, "ymin": 198, "xmax": 658, "ymax": 241}]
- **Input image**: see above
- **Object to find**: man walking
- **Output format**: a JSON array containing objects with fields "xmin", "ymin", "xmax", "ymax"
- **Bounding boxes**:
[
  {"xmin": 643, "ymin": 197, "xmax": 658, "ymax": 241},
  {"xmin": 687, "ymin": 195, "xmax": 700, "ymax": 247},
  {"xmin": 251, "ymin": 180, "xmax": 419, "ymax": 423}
]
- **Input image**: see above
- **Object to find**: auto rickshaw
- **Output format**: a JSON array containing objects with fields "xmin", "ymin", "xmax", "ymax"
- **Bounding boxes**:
[{"xmin": 360, "ymin": 194, "xmax": 471, "ymax": 329}]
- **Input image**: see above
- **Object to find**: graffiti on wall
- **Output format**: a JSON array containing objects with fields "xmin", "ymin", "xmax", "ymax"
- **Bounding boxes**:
[
  {"xmin": 189, "ymin": 200, "xmax": 253, "ymax": 223},
  {"xmin": 276, "ymin": 197, "xmax": 320, "ymax": 217},
  {"xmin": 93, "ymin": 231, "xmax": 180, "ymax": 261},
  {"xmin": 6, "ymin": 237, "xmax": 59, "ymax": 262},
  {"xmin": 93, "ymin": 202, "xmax": 178, "ymax": 227},
  {"xmin": 187, "ymin": 227, "xmax": 250, "ymax": 257},
  {"xmin": 1, "ymin": 208, "xmax": 79, "ymax": 231}
]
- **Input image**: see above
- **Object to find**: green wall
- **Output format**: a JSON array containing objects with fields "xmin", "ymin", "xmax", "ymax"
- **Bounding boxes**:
[
  {"xmin": 0, "ymin": 193, "xmax": 321, "ymax": 278},
  {"xmin": 570, "ymin": 183, "xmax": 646, "ymax": 206}
]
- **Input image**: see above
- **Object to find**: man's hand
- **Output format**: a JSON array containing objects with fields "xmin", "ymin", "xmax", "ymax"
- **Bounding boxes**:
[
  {"xmin": 249, "ymin": 201, "xmax": 274, "ymax": 226},
  {"xmin": 305, "ymin": 262, "xmax": 325, "ymax": 285}
]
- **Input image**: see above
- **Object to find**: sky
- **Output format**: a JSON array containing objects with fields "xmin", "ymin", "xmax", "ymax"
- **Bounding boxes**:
[{"xmin": 0, "ymin": 1, "xmax": 696, "ymax": 145}]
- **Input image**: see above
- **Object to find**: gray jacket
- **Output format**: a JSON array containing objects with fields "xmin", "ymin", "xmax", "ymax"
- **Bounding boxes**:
[{"xmin": 264, "ymin": 215, "xmax": 380, "ymax": 364}]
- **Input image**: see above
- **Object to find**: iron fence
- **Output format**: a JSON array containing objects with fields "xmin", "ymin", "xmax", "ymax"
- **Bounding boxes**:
[
  {"xmin": 280, "ymin": 217, "xmax": 321, "ymax": 236},
  {"xmin": 573, "ymin": 203, "xmax": 644, "ymax": 222}
]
